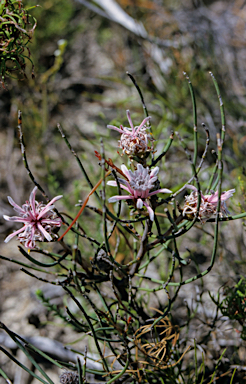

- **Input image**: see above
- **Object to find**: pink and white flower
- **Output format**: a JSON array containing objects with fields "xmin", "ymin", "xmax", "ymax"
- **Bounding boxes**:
[
  {"xmin": 107, "ymin": 164, "xmax": 172, "ymax": 221},
  {"xmin": 107, "ymin": 110, "xmax": 154, "ymax": 156},
  {"xmin": 3, "ymin": 187, "xmax": 63, "ymax": 249},
  {"xmin": 183, "ymin": 184, "xmax": 235, "ymax": 223}
]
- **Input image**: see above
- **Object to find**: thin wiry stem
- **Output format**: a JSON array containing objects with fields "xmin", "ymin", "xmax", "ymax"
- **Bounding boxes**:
[
  {"xmin": 20, "ymin": 268, "xmax": 63, "ymax": 284},
  {"xmin": 206, "ymin": 72, "xmax": 226, "ymax": 193},
  {"xmin": 209, "ymin": 72, "xmax": 226, "ymax": 144},
  {"xmin": 172, "ymin": 124, "xmax": 209, "ymax": 198},
  {"xmin": 126, "ymin": 71, "xmax": 154, "ymax": 164},
  {"xmin": 198, "ymin": 123, "xmax": 210, "ymax": 171},
  {"xmin": 61, "ymin": 285, "xmax": 109, "ymax": 373},
  {"xmin": 82, "ymin": 346, "xmax": 87, "ymax": 381},
  {"xmin": 148, "ymin": 132, "xmax": 201, "ymax": 251},
  {"xmin": 83, "ymin": 288, "xmax": 122, "ymax": 364},
  {"xmin": 127, "ymin": 72, "xmax": 149, "ymax": 119},
  {"xmin": 17, "ymin": 111, "xmax": 67, "ymax": 229},
  {"xmin": 77, "ymin": 356, "xmax": 83, "ymax": 384},
  {"xmin": 18, "ymin": 111, "xmax": 46, "ymax": 197},
  {"xmin": 206, "ymin": 159, "xmax": 218, "ymax": 193},
  {"xmin": 66, "ymin": 306, "xmax": 88, "ymax": 332},
  {"xmin": 129, "ymin": 219, "xmax": 152, "ymax": 276},
  {"xmin": 101, "ymin": 138, "xmax": 110, "ymax": 255},
  {"xmin": 184, "ymin": 72, "xmax": 198, "ymax": 166},
  {"xmin": 174, "ymin": 131, "xmax": 201, "ymax": 224},
  {"xmin": 151, "ymin": 131, "xmax": 174, "ymax": 167},
  {"xmin": 0, "ymin": 254, "xmax": 52, "ymax": 273},
  {"xmin": 18, "ymin": 246, "xmax": 69, "ymax": 268},
  {"xmin": 57, "ymin": 123, "xmax": 100, "ymax": 202},
  {"xmin": 0, "ymin": 323, "xmax": 55, "ymax": 384},
  {"xmin": 58, "ymin": 170, "xmax": 112, "ymax": 241},
  {"xmin": 0, "ymin": 345, "xmax": 50, "ymax": 384},
  {"xmin": 60, "ymin": 212, "xmax": 101, "ymax": 246},
  {"xmin": 136, "ymin": 151, "xmax": 222, "ymax": 292}
]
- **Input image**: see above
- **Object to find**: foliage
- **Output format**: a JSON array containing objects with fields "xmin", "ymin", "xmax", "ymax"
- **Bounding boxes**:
[
  {"xmin": 1, "ymin": 1, "xmax": 246, "ymax": 384},
  {"xmin": 0, "ymin": 0, "xmax": 37, "ymax": 86},
  {"xmin": 1, "ymin": 73, "xmax": 245, "ymax": 383},
  {"xmin": 211, "ymin": 277, "xmax": 246, "ymax": 341}
]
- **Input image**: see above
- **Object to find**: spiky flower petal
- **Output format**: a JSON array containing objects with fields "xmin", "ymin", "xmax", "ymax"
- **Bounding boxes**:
[
  {"xmin": 107, "ymin": 164, "xmax": 171, "ymax": 221},
  {"xmin": 3, "ymin": 187, "xmax": 63, "ymax": 249}
]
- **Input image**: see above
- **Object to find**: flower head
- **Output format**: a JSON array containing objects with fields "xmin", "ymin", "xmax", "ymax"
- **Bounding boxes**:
[
  {"xmin": 107, "ymin": 164, "xmax": 172, "ymax": 221},
  {"xmin": 59, "ymin": 371, "xmax": 79, "ymax": 384},
  {"xmin": 107, "ymin": 110, "xmax": 154, "ymax": 156},
  {"xmin": 3, "ymin": 187, "xmax": 63, "ymax": 249},
  {"xmin": 183, "ymin": 185, "xmax": 235, "ymax": 223}
]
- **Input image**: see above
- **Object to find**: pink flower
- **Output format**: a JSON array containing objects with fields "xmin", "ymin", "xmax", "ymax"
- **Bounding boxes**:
[
  {"xmin": 183, "ymin": 185, "xmax": 235, "ymax": 223},
  {"xmin": 107, "ymin": 164, "xmax": 172, "ymax": 221},
  {"xmin": 3, "ymin": 187, "xmax": 63, "ymax": 249},
  {"xmin": 107, "ymin": 110, "xmax": 154, "ymax": 156}
]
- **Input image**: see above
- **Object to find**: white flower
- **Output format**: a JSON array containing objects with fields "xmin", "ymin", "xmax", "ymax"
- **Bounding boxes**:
[
  {"xmin": 3, "ymin": 187, "xmax": 63, "ymax": 249},
  {"xmin": 107, "ymin": 110, "xmax": 154, "ymax": 156},
  {"xmin": 183, "ymin": 185, "xmax": 235, "ymax": 223},
  {"xmin": 107, "ymin": 164, "xmax": 172, "ymax": 221}
]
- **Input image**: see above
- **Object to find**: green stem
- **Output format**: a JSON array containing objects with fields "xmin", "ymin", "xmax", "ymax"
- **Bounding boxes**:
[
  {"xmin": 107, "ymin": 359, "xmax": 129, "ymax": 384},
  {"xmin": 184, "ymin": 72, "xmax": 198, "ymax": 166}
]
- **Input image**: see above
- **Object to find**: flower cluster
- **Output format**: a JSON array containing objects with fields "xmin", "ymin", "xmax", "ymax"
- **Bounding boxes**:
[
  {"xmin": 107, "ymin": 110, "xmax": 154, "ymax": 157},
  {"xmin": 107, "ymin": 163, "xmax": 172, "ymax": 221},
  {"xmin": 4, "ymin": 187, "xmax": 63, "ymax": 249},
  {"xmin": 183, "ymin": 185, "xmax": 235, "ymax": 223},
  {"xmin": 2, "ymin": 108, "xmax": 237, "ymax": 248}
]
